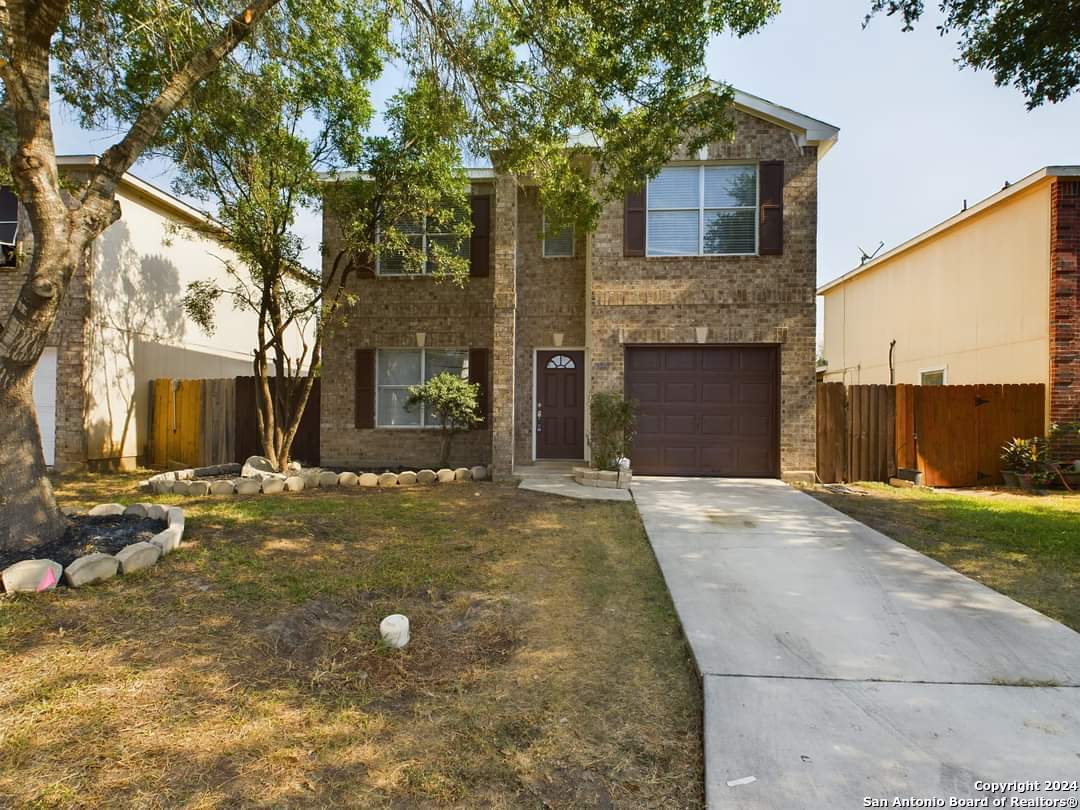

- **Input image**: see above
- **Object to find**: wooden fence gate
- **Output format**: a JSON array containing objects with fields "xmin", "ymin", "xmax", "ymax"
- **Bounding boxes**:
[
  {"xmin": 147, "ymin": 377, "xmax": 320, "ymax": 468},
  {"xmin": 817, "ymin": 382, "xmax": 1044, "ymax": 486},
  {"xmin": 896, "ymin": 383, "xmax": 1044, "ymax": 487}
]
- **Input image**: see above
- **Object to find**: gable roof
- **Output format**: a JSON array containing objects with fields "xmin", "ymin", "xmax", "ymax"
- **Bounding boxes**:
[
  {"xmin": 817, "ymin": 165, "xmax": 1080, "ymax": 295},
  {"xmin": 56, "ymin": 155, "xmax": 215, "ymax": 228},
  {"xmin": 700, "ymin": 82, "xmax": 840, "ymax": 160}
]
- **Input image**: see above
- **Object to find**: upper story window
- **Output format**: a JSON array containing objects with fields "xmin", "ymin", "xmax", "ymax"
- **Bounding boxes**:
[
  {"xmin": 920, "ymin": 368, "xmax": 946, "ymax": 386},
  {"xmin": 541, "ymin": 213, "xmax": 574, "ymax": 258},
  {"xmin": 377, "ymin": 216, "xmax": 470, "ymax": 276},
  {"xmin": 646, "ymin": 164, "xmax": 757, "ymax": 256}
]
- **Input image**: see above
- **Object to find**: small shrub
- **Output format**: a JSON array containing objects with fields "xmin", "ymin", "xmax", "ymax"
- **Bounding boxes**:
[
  {"xmin": 589, "ymin": 392, "xmax": 637, "ymax": 471},
  {"xmin": 1000, "ymin": 437, "xmax": 1047, "ymax": 473},
  {"xmin": 407, "ymin": 372, "xmax": 482, "ymax": 466}
]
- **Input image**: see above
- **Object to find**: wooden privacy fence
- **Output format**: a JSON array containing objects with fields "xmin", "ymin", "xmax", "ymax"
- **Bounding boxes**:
[
  {"xmin": 147, "ymin": 377, "xmax": 320, "ymax": 468},
  {"xmin": 817, "ymin": 382, "xmax": 1045, "ymax": 487}
]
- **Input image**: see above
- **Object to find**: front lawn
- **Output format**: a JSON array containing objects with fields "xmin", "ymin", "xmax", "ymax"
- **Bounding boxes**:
[
  {"xmin": 807, "ymin": 484, "xmax": 1080, "ymax": 632},
  {"xmin": 0, "ymin": 472, "xmax": 702, "ymax": 808}
]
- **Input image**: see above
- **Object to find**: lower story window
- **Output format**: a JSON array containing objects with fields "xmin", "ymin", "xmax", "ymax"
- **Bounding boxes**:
[{"xmin": 376, "ymin": 348, "xmax": 469, "ymax": 427}]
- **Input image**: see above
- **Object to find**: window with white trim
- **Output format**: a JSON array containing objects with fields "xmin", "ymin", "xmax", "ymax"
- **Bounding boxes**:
[
  {"xmin": 920, "ymin": 369, "xmax": 946, "ymax": 386},
  {"xmin": 646, "ymin": 164, "xmax": 757, "ymax": 256},
  {"xmin": 541, "ymin": 214, "xmax": 573, "ymax": 257},
  {"xmin": 376, "ymin": 348, "xmax": 469, "ymax": 426},
  {"xmin": 377, "ymin": 216, "xmax": 470, "ymax": 276}
]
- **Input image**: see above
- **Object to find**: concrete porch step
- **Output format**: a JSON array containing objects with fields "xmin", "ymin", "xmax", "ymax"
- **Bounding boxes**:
[{"xmin": 512, "ymin": 460, "xmax": 584, "ymax": 478}]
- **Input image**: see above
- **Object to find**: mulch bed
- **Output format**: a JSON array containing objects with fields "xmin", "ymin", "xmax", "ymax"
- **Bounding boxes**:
[{"xmin": 0, "ymin": 515, "xmax": 167, "ymax": 570}]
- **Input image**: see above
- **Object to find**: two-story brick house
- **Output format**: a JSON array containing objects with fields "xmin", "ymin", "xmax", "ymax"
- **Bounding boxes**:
[{"xmin": 320, "ymin": 88, "xmax": 839, "ymax": 480}]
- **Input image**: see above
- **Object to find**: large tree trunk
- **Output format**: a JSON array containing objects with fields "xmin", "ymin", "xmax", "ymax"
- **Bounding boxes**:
[{"xmin": 0, "ymin": 361, "xmax": 67, "ymax": 552}]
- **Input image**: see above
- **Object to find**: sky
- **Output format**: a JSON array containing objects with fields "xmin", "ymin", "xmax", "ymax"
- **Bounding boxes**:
[{"xmin": 49, "ymin": 0, "xmax": 1080, "ymax": 333}]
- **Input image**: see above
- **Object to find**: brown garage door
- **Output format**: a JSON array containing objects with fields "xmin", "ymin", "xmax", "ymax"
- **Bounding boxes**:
[{"xmin": 625, "ymin": 346, "xmax": 779, "ymax": 477}]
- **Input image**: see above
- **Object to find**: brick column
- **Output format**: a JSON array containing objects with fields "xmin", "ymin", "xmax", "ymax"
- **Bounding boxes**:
[
  {"xmin": 1050, "ymin": 178, "xmax": 1080, "ymax": 461},
  {"xmin": 490, "ymin": 173, "xmax": 518, "ymax": 478}
]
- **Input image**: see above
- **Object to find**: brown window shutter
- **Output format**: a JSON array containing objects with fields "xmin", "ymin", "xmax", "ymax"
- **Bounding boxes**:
[
  {"xmin": 623, "ymin": 186, "xmax": 646, "ymax": 256},
  {"xmin": 468, "ymin": 348, "xmax": 490, "ymax": 426},
  {"xmin": 470, "ymin": 195, "xmax": 491, "ymax": 277},
  {"xmin": 354, "ymin": 348, "xmax": 375, "ymax": 428},
  {"xmin": 759, "ymin": 160, "xmax": 784, "ymax": 255}
]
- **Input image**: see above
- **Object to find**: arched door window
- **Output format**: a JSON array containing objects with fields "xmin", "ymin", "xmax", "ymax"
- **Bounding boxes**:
[{"xmin": 545, "ymin": 354, "xmax": 576, "ymax": 369}]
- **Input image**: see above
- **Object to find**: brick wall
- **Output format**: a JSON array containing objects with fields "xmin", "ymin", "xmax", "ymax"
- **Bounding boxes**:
[
  {"xmin": 588, "ymin": 109, "xmax": 819, "ymax": 475},
  {"xmin": 1050, "ymin": 178, "xmax": 1080, "ymax": 460},
  {"xmin": 513, "ymin": 187, "xmax": 587, "ymax": 463},
  {"xmin": 0, "ymin": 201, "xmax": 90, "ymax": 472},
  {"xmin": 319, "ymin": 183, "xmax": 496, "ymax": 470}
]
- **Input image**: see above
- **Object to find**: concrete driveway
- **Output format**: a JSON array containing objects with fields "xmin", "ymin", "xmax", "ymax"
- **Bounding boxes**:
[{"xmin": 632, "ymin": 478, "xmax": 1080, "ymax": 809}]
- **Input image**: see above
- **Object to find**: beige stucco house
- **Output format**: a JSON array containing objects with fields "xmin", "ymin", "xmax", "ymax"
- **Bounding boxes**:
[
  {"xmin": 321, "ymin": 88, "xmax": 839, "ymax": 480},
  {"xmin": 0, "ymin": 156, "xmax": 304, "ymax": 471},
  {"xmin": 818, "ymin": 166, "xmax": 1079, "ymax": 436}
]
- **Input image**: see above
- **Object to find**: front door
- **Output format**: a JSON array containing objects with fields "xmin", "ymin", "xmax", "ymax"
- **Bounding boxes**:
[{"xmin": 536, "ymin": 350, "xmax": 585, "ymax": 459}]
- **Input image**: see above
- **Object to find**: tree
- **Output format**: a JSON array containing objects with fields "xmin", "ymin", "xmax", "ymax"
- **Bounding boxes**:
[
  {"xmin": 407, "ymin": 372, "xmax": 483, "ymax": 467},
  {"xmin": 865, "ymin": 0, "xmax": 1080, "ymax": 108},
  {"xmin": 2, "ymin": 0, "xmax": 783, "ymax": 550},
  {"xmin": 165, "ymin": 1, "xmax": 387, "ymax": 472},
  {"xmin": 0, "ymin": 0, "xmax": 281, "ymax": 551}
]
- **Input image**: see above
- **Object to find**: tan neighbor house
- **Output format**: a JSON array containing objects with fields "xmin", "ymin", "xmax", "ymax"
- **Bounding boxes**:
[
  {"xmin": 0, "ymin": 156, "xmax": 307, "ymax": 471},
  {"xmin": 321, "ymin": 87, "xmax": 839, "ymax": 480},
  {"xmin": 818, "ymin": 166, "xmax": 1080, "ymax": 436}
]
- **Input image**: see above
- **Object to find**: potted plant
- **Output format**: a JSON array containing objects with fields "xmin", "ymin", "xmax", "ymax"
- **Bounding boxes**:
[{"xmin": 1000, "ymin": 437, "xmax": 1047, "ymax": 489}]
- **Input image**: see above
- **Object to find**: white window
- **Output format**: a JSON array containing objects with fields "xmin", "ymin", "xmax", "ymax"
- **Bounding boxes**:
[
  {"xmin": 646, "ymin": 164, "xmax": 757, "ymax": 256},
  {"xmin": 377, "ymin": 216, "xmax": 470, "ymax": 276},
  {"xmin": 376, "ymin": 348, "xmax": 469, "ymax": 427},
  {"xmin": 541, "ymin": 214, "xmax": 573, "ymax": 257},
  {"xmin": 920, "ymin": 368, "xmax": 946, "ymax": 386}
]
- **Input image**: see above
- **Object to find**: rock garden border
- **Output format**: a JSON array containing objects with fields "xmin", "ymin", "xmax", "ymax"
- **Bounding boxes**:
[
  {"xmin": 144, "ymin": 461, "xmax": 492, "ymax": 498},
  {"xmin": 0, "ymin": 504, "xmax": 186, "ymax": 594}
]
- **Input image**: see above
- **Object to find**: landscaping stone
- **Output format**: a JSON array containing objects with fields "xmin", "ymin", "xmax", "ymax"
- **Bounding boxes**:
[
  {"xmin": 377, "ymin": 472, "xmax": 398, "ymax": 487},
  {"xmin": 380, "ymin": 614, "xmax": 410, "ymax": 648},
  {"xmin": 150, "ymin": 526, "xmax": 183, "ymax": 555},
  {"xmin": 436, "ymin": 468, "xmax": 455, "ymax": 483},
  {"xmin": 359, "ymin": 473, "xmax": 379, "ymax": 487},
  {"xmin": 470, "ymin": 465, "xmax": 488, "ymax": 481},
  {"xmin": 171, "ymin": 481, "xmax": 191, "ymax": 496},
  {"xmin": 398, "ymin": 471, "xmax": 418, "ymax": 486},
  {"xmin": 193, "ymin": 463, "xmax": 241, "ymax": 478},
  {"xmin": 115, "ymin": 542, "xmax": 161, "ymax": 574},
  {"xmin": 152, "ymin": 478, "xmax": 174, "ymax": 495},
  {"xmin": 302, "ymin": 470, "xmax": 322, "ymax": 488},
  {"xmin": 262, "ymin": 478, "xmax": 285, "ymax": 494},
  {"xmin": 2, "ymin": 559, "xmax": 62, "ymax": 593},
  {"xmin": 618, "ymin": 469, "xmax": 634, "ymax": 488},
  {"xmin": 63, "ymin": 553, "xmax": 118, "ymax": 587},
  {"xmin": 147, "ymin": 504, "xmax": 168, "ymax": 522},
  {"xmin": 242, "ymin": 455, "xmax": 277, "ymax": 479},
  {"xmin": 319, "ymin": 471, "xmax": 340, "ymax": 487},
  {"xmin": 288, "ymin": 461, "xmax": 302, "ymax": 472},
  {"xmin": 167, "ymin": 507, "xmax": 185, "ymax": 530},
  {"xmin": 123, "ymin": 503, "xmax": 149, "ymax": 518},
  {"xmin": 89, "ymin": 503, "xmax": 125, "ymax": 517},
  {"xmin": 284, "ymin": 476, "xmax": 305, "ymax": 492},
  {"xmin": 417, "ymin": 469, "xmax": 437, "ymax": 484},
  {"xmin": 209, "ymin": 480, "xmax": 235, "ymax": 495},
  {"xmin": 338, "ymin": 471, "xmax": 359, "ymax": 487},
  {"xmin": 187, "ymin": 481, "xmax": 212, "ymax": 497},
  {"xmin": 236, "ymin": 479, "xmax": 262, "ymax": 495},
  {"xmin": 598, "ymin": 470, "xmax": 618, "ymax": 483},
  {"xmin": 454, "ymin": 467, "xmax": 472, "ymax": 481}
]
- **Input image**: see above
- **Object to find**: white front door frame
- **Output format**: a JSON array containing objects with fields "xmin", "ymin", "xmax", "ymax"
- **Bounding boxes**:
[{"xmin": 531, "ymin": 346, "xmax": 589, "ymax": 463}]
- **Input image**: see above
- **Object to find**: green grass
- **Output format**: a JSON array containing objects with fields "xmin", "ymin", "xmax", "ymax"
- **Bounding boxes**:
[
  {"xmin": 0, "ymin": 471, "xmax": 702, "ymax": 809},
  {"xmin": 808, "ymin": 484, "xmax": 1080, "ymax": 631}
]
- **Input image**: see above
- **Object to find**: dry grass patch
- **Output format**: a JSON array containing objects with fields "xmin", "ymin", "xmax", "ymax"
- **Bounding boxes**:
[{"xmin": 0, "ymin": 472, "xmax": 702, "ymax": 808}]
